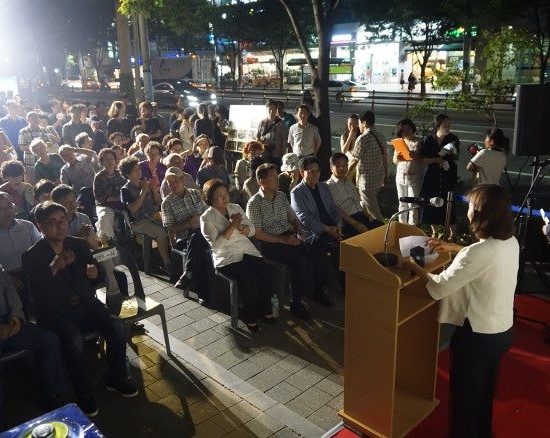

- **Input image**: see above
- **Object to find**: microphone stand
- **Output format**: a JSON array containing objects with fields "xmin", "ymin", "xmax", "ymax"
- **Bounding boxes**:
[{"xmin": 374, "ymin": 206, "xmax": 420, "ymax": 266}]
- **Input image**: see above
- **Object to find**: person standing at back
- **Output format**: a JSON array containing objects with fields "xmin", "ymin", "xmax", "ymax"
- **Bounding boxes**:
[
  {"xmin": 287, "ymin": 105, "xmax": 321, "ymax": 159},
  {"xmin": 257, "ymin": 99, "xmax": 287, "ymax": 169},
  {"xmin": 347, "ymin": 111, "xmax": 388, "ymax": 222},
  {"xmin": 467, "ymin": 128, "xmax": 508, "ymax": 186}
]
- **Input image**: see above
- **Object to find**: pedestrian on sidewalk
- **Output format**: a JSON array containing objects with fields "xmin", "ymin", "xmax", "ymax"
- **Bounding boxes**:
[{"xmin": 407, "ymin": 72, "xmax": 416, "ymax": 95}]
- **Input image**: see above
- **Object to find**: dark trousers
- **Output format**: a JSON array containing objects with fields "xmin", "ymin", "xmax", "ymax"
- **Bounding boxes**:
[
  {"xmin": 450, "ymin": 319, "xmax": 512, "ymax": 438},
  {"xmin": 176, "ymin": 231, "xmax": 214, "ymax": 301},
  {"xmin": 342, "ymin": 211, "xmax": 383, "ymax": 239},
  {"xmin": 316, "ymin": 232, "xmax": 343, "ymax": 287},
  {"xmin": 218, "ymin": 254, "xmax": 275, "ymax": 323},
  {"xmin": 261, "ymin": 241, "xmax": 331, "ymax": 301},
  {"xmin": 0, "ymin": 323, "xmax": 66, "ymax": 413},
  {"xmin": 43, "ymin": 299, "xmax": 127, "ymax": 400}
]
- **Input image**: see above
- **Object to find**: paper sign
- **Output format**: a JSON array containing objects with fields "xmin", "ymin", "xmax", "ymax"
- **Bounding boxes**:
[{"xmin": 399, "ymin": 236, "xmax": 439, "ymax": 265}]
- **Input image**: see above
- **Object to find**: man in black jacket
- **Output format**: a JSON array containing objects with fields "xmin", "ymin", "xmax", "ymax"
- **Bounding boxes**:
[{"xmin": 22, "ymin": 201, "xmax": 137, "ymax": 417}]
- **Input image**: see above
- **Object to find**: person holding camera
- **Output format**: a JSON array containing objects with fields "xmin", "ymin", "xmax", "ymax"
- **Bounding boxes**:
[
  {"xmin": 402, "ymin": 184, "xmax": 518, "ymax": 438},
  {"xmin": 467, "ymin": 128, "xmax": 508, "ymax": 185},
  {"xmin": 257, "ymin": 100, "xmax": 288, "ymax": 169}
]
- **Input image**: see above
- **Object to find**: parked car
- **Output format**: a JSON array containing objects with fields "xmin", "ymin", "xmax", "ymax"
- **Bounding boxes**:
[
  {"xmin": 302, "ymin": 80, "xmax": 370, "ymax": 102},
  {"xmin": 153, "ymin": 80, "xmax": 217, "ymax": 108}
]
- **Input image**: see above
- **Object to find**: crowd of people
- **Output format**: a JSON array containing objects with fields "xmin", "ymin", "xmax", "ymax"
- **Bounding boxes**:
[{"xmin": 0, "ymin": 88, "xmax": 513, "ymax": 433}]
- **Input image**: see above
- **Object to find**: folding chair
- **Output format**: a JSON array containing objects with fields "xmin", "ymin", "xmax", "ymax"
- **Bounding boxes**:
[{"xmin": 93, "ymin": 246, "xmax": 171, "ymax": 356}]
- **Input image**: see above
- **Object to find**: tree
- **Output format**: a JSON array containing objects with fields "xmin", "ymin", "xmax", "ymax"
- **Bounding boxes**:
[
  {"xmin": 360, "ymin": 0, "xmax": 454, "ymax": 96},
  {"xmin": 523, "ymin": 0, "xmax": 550, "ymax": 84},
  {"xmin": 278, "ymin": 0, "xmax": 345, "ymax": 178}
]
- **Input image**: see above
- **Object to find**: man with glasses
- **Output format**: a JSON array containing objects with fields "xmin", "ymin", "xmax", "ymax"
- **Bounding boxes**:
[
  {"xmin": 0, "ymin": 192, "xmax": 42, "ymax": 286},
  {"xmin": 22, "ymin": 201, "xmax": 138, "ymax": 418}
]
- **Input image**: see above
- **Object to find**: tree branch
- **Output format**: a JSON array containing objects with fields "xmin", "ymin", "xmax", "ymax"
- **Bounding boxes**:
[{"xmin": 278, "ymin": 0, "xmax": 317, "ymax": 76}]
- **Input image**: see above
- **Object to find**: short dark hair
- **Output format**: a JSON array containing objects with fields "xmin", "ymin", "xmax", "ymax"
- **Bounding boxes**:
[
  {"xmin": 299, "ymin": 156, "xmax": 320, "ymax": 171},
  {"xmin": 203, "ymin": 179, "xmax": 228, "ymax": 206},
  {"xmin": 266, "ymin": 99, "xmax": 277, "ymax": 108},
  {"xmin": 296, "ymin": 104, "xmax": 310, "ymax": 113},
  {"xmin": 34, "ymin": 179, "xmax": 56, "ymax": 198},
  {"xmin": 34, "ymin": 201, "xmax": 67, "ymax": 225},
  {"xmin": 51, "ymin": 184, "xmax": 76, "ymax": 202},
  {"xmin": 118, "ymin": 156, "xmax": 140, "ymax": 178},
  {"xmin": 434, "ymin": 113, "xmax": 450, "ymax": 131},
  {"xmin": 197, "ymin": 103, "xmax": 208, "ymax": 115},
  {"xmin": 359, "ymin": 111, "xmax": 375, "ymax": 126},
  {"xmin": 348, "ymin": 113, "xmax": 359, "ymax": 121},
  {"xmin": 256, "ymin": 163, "xmax": 277, "ymax": 182},
  {"xmin": 468, "ymin": 184, "xmax": 515, "ymax": 240},
  {"xmin": 108, "ymin": 131, "xmax": 123, "ymax": 142},
  {"xmin": 1, "ymin": 160, "xmax": 24, "ymax": 178},
  {"xmin": 98, "ymin": 148, "xmax": 117, "ymax": 164},
  {"xmin": 330, "ymin": 152, "xmax": 348, "ymax": 166},
  {"xmin": 396, "ymin": 118, "xmax": 417, "ymax": 137}
]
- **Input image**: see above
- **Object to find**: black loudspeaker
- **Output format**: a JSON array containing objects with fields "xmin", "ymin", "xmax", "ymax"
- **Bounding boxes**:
[{"xmin": 512, "ymin": 84, "xmax": 550, "ymax": 156}]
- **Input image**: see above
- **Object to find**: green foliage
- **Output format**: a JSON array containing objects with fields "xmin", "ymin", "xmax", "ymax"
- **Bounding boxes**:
[
  {"xmin": 407, "ymin": 99, "xmax": 439, "ymax": 137},
  {"xmin": 118, "ymin": 0, "xmax": 165, "ymax": 17},
  {"xmin": 433, "ymin": 60, "xmax": 464, "ymax": 91}
]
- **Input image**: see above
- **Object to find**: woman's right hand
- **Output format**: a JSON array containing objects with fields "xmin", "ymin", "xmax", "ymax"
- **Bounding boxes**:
[
  {"xmin": 427, "ymin": 238, "xmax": 462, "ymax": 254},
  {"xmin": 229, "ymin": 213, "xmax": 243, "ymax": 229}
]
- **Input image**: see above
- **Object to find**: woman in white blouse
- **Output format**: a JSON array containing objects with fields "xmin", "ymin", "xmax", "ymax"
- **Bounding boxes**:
[
  {"xmin": 403, "ymin": 184, "xmax": 518, "ymax": 438},
  {"xmin": 200, "ymin": 179, "xmax": 276, "ymax": 331},
  {"xmin": 393, "ymin": 118, "xmax": 425, "ymax": 225}
]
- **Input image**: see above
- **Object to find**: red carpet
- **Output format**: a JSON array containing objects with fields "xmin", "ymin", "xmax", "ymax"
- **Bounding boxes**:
[{"xmin": 332, "ymin": 294, "xmax": 550, "ymax": 438}]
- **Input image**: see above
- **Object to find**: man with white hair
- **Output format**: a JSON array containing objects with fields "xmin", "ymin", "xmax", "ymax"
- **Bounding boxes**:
[{"xmin": 59, "ymin": 145, "xmax": 97, "ymax": 192}]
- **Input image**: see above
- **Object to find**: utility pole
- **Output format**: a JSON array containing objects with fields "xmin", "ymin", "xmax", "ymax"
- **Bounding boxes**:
[
  {"xmin": 138, "ymin": 14, "xmax": 153, "ymax": 101},
  {"xmin": 132, "ymin": 16, "xmax": 144, "ymax": 102},
  {"xmin": 115, "ymin": 1, "xmax": 134, "ymax": 100}
]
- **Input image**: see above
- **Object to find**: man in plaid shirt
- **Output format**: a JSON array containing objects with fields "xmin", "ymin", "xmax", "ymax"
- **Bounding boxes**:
[
  {"xmin": 161, "ymin": 167, "xmax": 212, "ymax": 303},
  {"xmin": 247, "ymin": 163, "xmax": 334, "ymax": 317},
  {"xmin": 347, "ymin": 111, "xmax": 388, "ymax": 222},
  {"xmin": 18, "ymin": 111, "xmax": 50, "ymax": 184}
]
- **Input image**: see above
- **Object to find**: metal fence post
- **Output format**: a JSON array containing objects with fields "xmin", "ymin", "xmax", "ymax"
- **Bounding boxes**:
[
  {"xmin": 444, "ymin": 93, "xmax": 448, "ymax": 113},
  {"xmin": 371, "ymin": 90, "xmax": 375, "ymax": 111}
]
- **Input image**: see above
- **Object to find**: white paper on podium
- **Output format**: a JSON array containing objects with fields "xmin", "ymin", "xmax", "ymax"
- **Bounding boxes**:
[{"xmin": 399, "ymin": 236, "xmax": 439, "ymax": 264}]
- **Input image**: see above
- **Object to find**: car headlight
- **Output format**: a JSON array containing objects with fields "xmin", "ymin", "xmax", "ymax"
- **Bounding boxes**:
[
  {"xmin": 210, "ymin": 93, "xmax": 217, "ymax": 99},
  {"xmin": 188, "ymin": 95, "xmax": 198, "ymax": 102}
]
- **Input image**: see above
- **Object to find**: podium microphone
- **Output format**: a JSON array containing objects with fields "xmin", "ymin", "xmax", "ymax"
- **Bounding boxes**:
[
  {"xmin": 374, "ymin": 198, "xmax": 444, "ymax": 267},
  {"xmin": 399, "ymin": 197, "xmax": 444, "ymax": 207}
]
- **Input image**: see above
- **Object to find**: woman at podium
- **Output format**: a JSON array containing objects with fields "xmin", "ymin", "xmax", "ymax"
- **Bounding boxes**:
[{"xmin": 403, "ymin": 184, "xmax": 518, "ymax": 438}]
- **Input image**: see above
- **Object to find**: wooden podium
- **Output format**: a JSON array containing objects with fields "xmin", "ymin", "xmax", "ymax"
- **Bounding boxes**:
[{"xmin": 339, "ymin": 223, "xmax": 451, "ymax": 438}]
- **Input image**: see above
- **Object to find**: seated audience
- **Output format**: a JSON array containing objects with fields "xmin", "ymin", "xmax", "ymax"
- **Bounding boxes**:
[
  {"xmin": 234, "ymin": 140, "xmax": 264, "ymax": 190},
  {"xmin": 0, "ymin": 267, "xmax": 67, "ymax": 414},
  {"xmin": 29, "ymin": 179, "xmax": 56, "ymax": 224},
  {"xmin": 291, "ymin": 156, "xmax": 343, "ymax": 281},
  {"xmin": 278, "ymin": 153, "xmax": 301, "ymax": 201},
  {"xmin": 110, "ymin": 144, "xmax": 126, "ymax": 164},
  {"xmin": 139, "ymin": 142, "xmax": 167, "ymax": 194},
  {"xmin": 165, "ymin": 138, "xmax": 186, "ymax": 156},
  {"xmin": 161, "ymin": 167, "xmax": 212, "ymax": 303},
  {"xmin": 0, "ymin": 160, "xmax": 34, "ymax": 218},
  {"xmin": 183, "ymin": 134, "xmax": 210, "ymax": 180},
  {"xmin": 19, "ymin": 110, "xmax": 51, "ymax": 184},
  {"xmin": 127, "ymin": 133, "xmax": 150, "ymax": 160},
  {"xmin": 247, "ymin": 163, "xmax": 333, "ymax": 314},
  {"xmin": 61, "ymin": 104, "xmax": 93, "ymax": 147},
  {"xmin": 108, "ymin": 132, "xmax": 124, "ymax": 148},
  {"xmin": 178, "ymin": 108, "xmax": 195, "ymax": 153},
  {"xmin": 59, "ymin": 145, "xmax": 97, "ymax": 192},
  {"xmin": 93, "ymin": 149, "xmax": 127, "ymax": 245},
  {"xmin": 37, "ymin": 112, "xmax": 62, "ymax": 153},
  {"xmin": 90, "ymin": 117, "xmax": 110, "ymax": 152},
  {"xmin": 22, "ymin": 201, "xmax": 138, "ymax": 417},
  {"xmin": 52, "ymin": 185, "xmax": 99, "ymax": 250},
  {"xmin": 196, "ymin": 146, "xmax": 229, "ymax": 188},
  {"xmin": 30, "ymin": 138, "xmax": 64, "ymax": 184},
  {"xmin": 119, "ymin": 156, "xmax": 172, "ymax": 274},
  {"xmin": 200, "ymin": 179, "xmax": 276, "ymax": 331},
  {"xmin": 161, "ymin": 153, "xmax": 197, "ymax": 199},
  {"xmin": 326, "ymin": 153, "xmax": 381, "ymax": 238},
  {"xmin": 242, "ymin": 156, "xmax": 266, "ymax": 200},
  {"xmin": 0, "ymin": 192, "xmax": 41, "ymax": 286}
]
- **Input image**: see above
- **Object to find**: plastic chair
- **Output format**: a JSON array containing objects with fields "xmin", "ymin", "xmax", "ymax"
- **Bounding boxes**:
[{"xmin": 92, "ymin": 246, "xmax": 171, "ymax": 356}]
